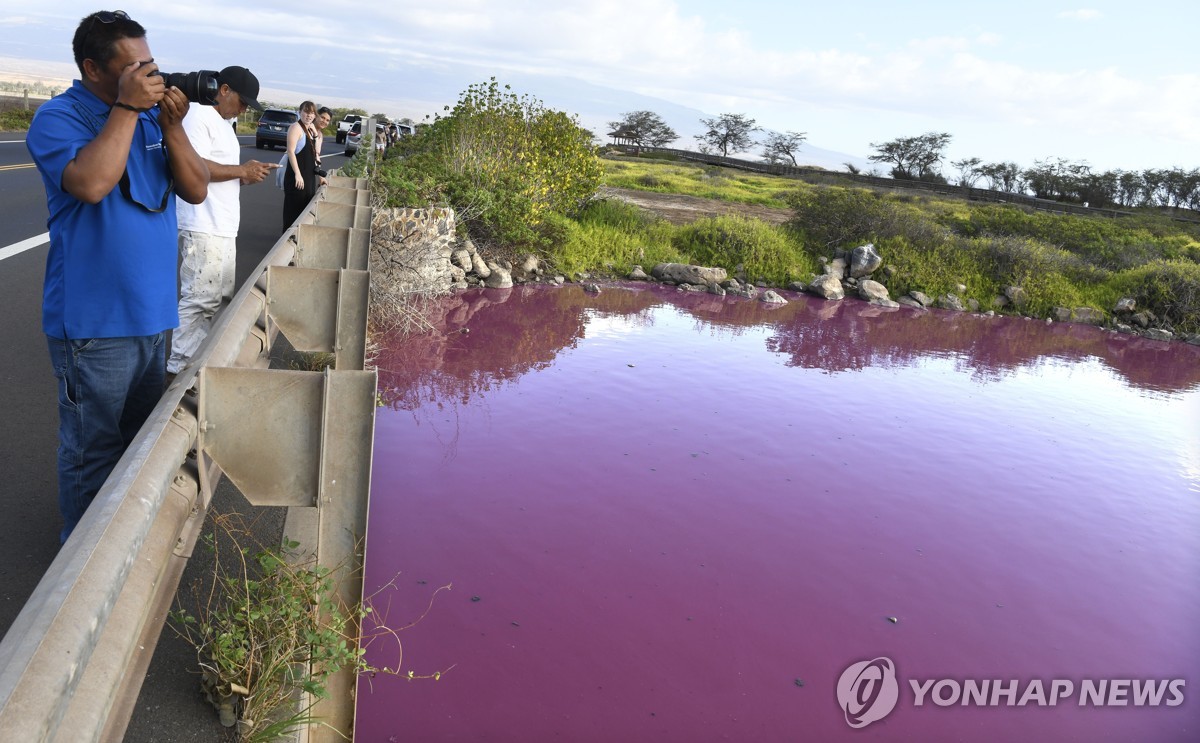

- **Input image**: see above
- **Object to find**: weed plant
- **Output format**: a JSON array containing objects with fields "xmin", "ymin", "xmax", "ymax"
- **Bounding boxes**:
[{"xmin": 170, "ymin": 513, "xmax": 451, "ymax": 742}]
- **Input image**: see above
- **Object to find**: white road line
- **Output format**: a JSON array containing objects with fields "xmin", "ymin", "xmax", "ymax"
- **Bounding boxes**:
[{"xmin": 0, "ymin": 232, "xmax": 49, "ymax": 261}]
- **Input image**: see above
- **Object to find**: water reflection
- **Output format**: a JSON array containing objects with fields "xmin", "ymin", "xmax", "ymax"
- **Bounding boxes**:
[{"xmin": 373, "ymin": 284, "xmax": 1200, "ymax": 408}]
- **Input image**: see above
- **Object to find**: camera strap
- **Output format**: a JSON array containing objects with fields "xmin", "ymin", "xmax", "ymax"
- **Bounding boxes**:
[{"xmin": 71, "ymin": 99, "xmax": 175, "ymax": 213}]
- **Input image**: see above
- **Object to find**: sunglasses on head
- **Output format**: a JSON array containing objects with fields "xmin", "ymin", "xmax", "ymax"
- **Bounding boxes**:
[{"xmin": 85, "ymin": 10, "xmax": 131, "ymax": 35}]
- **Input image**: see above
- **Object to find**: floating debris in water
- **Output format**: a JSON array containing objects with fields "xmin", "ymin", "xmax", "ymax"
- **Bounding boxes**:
[{"xmin": 887, "ymin": 616, "xmax": 898, "ymax": 624}]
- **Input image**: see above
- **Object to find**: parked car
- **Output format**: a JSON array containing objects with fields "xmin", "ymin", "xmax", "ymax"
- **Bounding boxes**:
[
  {"xmin": 255, "ymin": 108, "xmax": 298, "ymax": 150},
  {"xmin": 336, "ymin": 114, "xmax": 364, "ymax": 144},
  {"xmin": 344, "ymin": 121, "xmax": 364, "ymax": 156}
]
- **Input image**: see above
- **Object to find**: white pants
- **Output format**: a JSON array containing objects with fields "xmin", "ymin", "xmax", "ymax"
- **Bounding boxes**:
[{"xmin": 168, "ymin": 230, "xmax": 236, "ymax": 374}]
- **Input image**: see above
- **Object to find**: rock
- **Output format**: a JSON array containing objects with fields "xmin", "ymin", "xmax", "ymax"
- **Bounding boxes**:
[
  {"xmin": 787, "ymin": 281, "xmax": 807, "ymax": 292},
  {"xmin": 470, "ymin": 252, "xmax": 491, "ymax": 279},
  {"xmin": 449, "ymin": 264, "xmax": 466, "ymax": 283},
  {"xmin": 462, "ymin": 238, "xmax": 478, "ymax": 255},
  {"xmin": 858, "ymin": 279, "xmax": 892, "ymax": 304},
  {"xmin": 1004, "ymin": 286, "xmax": 1028, "ymax": 308},
  {"xmin": 512, "ymin": 254, "xmax": 541, "ymax": 281},
  {"xmin": 937, "ymin": 294, "xmax": 966, "ymax": 312},
  {"xmin": 1143, "ymin": 328, "xmax": 1174, "ymax": 342},
  {"xmin": 808, "ymin": 274, "xmax": 845, "ymax": 301},
  {"xmin": 583, "ymin": 283, "xmax": 601, "ymax": 294},
  {"xmin": 896, "ymin": 296, "xmax": 926, "ymax": 310},
  {"xmin": 553, "ymin": 275, "xmax": 565, "ymax": 285},
  {"xmin": 484, "ymin": 262, "xmax": 513, "ymax": 289},
  {"xmin": 737, "ymin": 284, "xmax": 759, "ymax": 299},
  {"xmin": 1050, "ymin": 307, "xmax": 1072, "ymax": 322},
  {"xmin": 883, "ymin": 265, "xmax": 898, "ymax": 278},
  {"xmin": 824, "ymin": 257, "xmax": 848, "ymax": 279},
  {"xmin": 1185, "ymin": 334, "xmax": 1200, "ymax": 346},
  {"xmin": 651, "ymin": 262, "xmax": 728, "ymax": 286},
  {"xmin": 967, "ymin": 298, "xmax": 980, "ymax": 312},
  {"xmin": 849, "ymin": 243, "xmax": 883, "ymax": 278},
  {"xmin": 991, "ymin": 295, "xmax": 1010, "ymax": 309},
  {"xmin": 451, "ymin": 249, "xmax": 472, "ymax": 273},
  {"xmin": 709, "ymin": 283, "xmax": 726, "ymax": 296},
  {"xmin": 629, "ymin": 265, "xmax": 649, "ymax": 281},
  {"xmin": 909, "ymin": 291, "xmax": 933, "ymax": 308},
  {"xmin": 1072, "ymin": 307, "xmax": 1105, "ymax": 326},
  {"xmin": 761, "ymin": 290, "xmax": 787, "ymax": 304},
  {"xmin": 1113, "ymin": 297, "xmax": 1136, "ymax": 314},
  {"xmin": 1114, "ymin": 322, "xmax": 1134, "ymax": 334},
  {"xmin": 845, "ymin": 277, "xmax": 858, "ymax": 288},
  {"xmin": 721, "ymin": 278, "xmax": 742, "ymax": 290},
  {"xmin": 954, "ymin": 283, "xmax": 967, "ymax": 294},
  {"xmin": 676, "ymin": 283, "xmax": 703, "ymax": 293},
  {"xmin": 1131, "ymin": 310, "xmax": 1155, "ymax": 329}
]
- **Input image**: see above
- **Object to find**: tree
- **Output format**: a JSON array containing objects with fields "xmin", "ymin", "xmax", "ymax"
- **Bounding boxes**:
[
  {"xmin": 868, "ymin": 132, "xmax": 952, "ymax": 180},
  {"xmin": 606, "ymin": 110, "xmax": 678, "ymax": 149},
  {"xmin": 761, "ymin": 131, "xmax": 807, "ymax": 166},
  {"xmin": 951, "ymin": 157, "xmax": 983, "ymax": 187},
  {"xmin": 695, "ymin": 113, "xmax": 759, "ymax": 157}
]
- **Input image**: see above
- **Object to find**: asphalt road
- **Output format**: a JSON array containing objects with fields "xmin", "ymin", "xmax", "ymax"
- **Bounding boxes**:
[{"xmin": 0, "ymin": 127, "xmax": 348, "ymax": 741}]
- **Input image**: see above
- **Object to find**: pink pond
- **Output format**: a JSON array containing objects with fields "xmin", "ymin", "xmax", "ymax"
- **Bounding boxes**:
[{"xmin": 356, "ymin": 284, "xmax": 1200, "ymax": 742}]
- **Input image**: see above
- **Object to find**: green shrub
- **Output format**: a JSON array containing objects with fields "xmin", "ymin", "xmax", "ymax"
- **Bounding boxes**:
[
  {"xmin": 1110, "ymin": 260, "xmax": 1200, "ymax": 334},
  {"xmin": 674, "ymin": 215, "xmax": 816, "ymax": 285},
  {"xmin": 0, "ymin": 107, "xmax": 34, "ymax": 131},
  {"xmin": 548, "ymin": 206, "xmax": 680, "ymax": 277},
  {"xmin": 376, "ymin": 78, "xmax": 602, "ymax": 248},
  {"xmin": 786, "ymin": 187, "xmax": 948, "ymax": 252}
]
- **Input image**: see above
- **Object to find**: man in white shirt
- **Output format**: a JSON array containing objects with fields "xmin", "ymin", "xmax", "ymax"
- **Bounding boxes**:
[{"xmin": 169, "ymin": 65, "xmax": 277, "ymax": 376}]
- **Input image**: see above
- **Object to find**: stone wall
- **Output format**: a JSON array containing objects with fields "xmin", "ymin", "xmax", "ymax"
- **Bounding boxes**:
[{"xmin": 370, "ymin": 206, "xmax": 459, "ymax": 295}]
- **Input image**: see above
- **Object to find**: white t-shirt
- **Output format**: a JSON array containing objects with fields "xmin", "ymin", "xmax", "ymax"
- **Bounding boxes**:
[{"xmin": 175, "ymin": 104, "xmax": 241, "ymax": 237}]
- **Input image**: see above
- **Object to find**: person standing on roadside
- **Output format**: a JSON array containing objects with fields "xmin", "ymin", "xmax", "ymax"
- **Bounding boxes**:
[
  {"xmin": 26, "ymin": 10, "xmax": 209, "ymax": 543},
  {"xmin": 281, "ymin": 99, "xmax": 319, "ymax": 231},
  {"xmin": 314, "ymin": 106, "xmax": 332, "ymax": 168},
  {"xmin": 167, "ymin": 66, "xmax": 278, "ymax": 378}
]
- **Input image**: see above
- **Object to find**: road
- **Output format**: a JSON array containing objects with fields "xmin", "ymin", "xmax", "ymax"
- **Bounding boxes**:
[{"xmin": 0, "ymin": 127, "xmax": 348, "ymax": 740}]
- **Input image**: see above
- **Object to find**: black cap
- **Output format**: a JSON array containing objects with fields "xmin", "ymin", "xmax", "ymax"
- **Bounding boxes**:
[{"xmin": 217, "ymin": 65, "xmax": 262, "ymax": 112}]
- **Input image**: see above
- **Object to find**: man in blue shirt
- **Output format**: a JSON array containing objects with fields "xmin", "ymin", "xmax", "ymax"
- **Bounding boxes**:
[{"xmin": 27, "ymin": 10, "xmax": 210, "ymax": 543}]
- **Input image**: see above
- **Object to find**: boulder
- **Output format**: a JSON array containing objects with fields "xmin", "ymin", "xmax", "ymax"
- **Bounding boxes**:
[
  {"xmin": 451, "ymin": 249, "xmax": 472, "ymax": 273},
  {"xmin": 1143, "ymin": 328, "xmax": 1174, "ymax": 342},
  {"xmin": 991, "ymin": 295, "xmax": 1010, "ymax": 309},
  {"xmin": 858, "ymin": 279, "xmax": 892, "ymax": 304},
  {"xmin": 808, "ymin": 274, "xmax": 845, "ymax": 301},
  {"xmin": 484, "ymin": 262, "xmax": 513, "ymax": 289},
  {"xmin": 896, "ymin": 296, "xmax": 926, "ymax": 310},
  {"xmin": 1113, "ymin": 297, "xmax": 1136, "ymax": 314},
  {"xmin": 937, "ymin": 294, "xmax": 966, "ymax": 312},
  {"xmin": 1131, "ymin": 310, "xmax": 1155, "ymax": 329},
  {"xmin": 1050, "ymin": 307, "xmax": 1072, "ymax": 322},
  {"xmin": 849, "ymin": 243, "xmax": 883, "ymax": 278},
  {"xmin": 512, "ymin": 254, "xmax": 541, "ymax": 281},
  {"xmin": 909, "ymin": 291, "xmax": 933, "ymax": 308},
  {"xmin": 471, "ymin": 252, "xmax": 491, "ymax": 279},
  {"xmin": 651, "ymin": 263, "xmax": 728, "ymax": 286},
  {"xmin": 824, "ymin": 257, "xmax": 848, "ymax": 279},
  {"xmin": 761, "ymin": 290, "xmax": 787, "ymax": 304},
  {"xmin": 584, "ymin": 283, "xmax": 602, "ymax": 294},
  {"xmin": 709, "ymin": 283, "xmax": 726, "ymax": 296},
  {"xmin": 1004, "ymin": 286, "xmax": 1028, "ymax": 308},
  {"xmin": 787, "ymin": 281, "xmax": 807, "ymax": 292},
  {"xmin": 629, "ymin": 265, "xmax": 649, "ymax": 281}
]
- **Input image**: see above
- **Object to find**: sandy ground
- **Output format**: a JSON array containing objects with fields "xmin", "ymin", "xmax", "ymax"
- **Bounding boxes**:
[{"xmin": 600, "ymin": 186, "xmax": 793, "ymax": 225}]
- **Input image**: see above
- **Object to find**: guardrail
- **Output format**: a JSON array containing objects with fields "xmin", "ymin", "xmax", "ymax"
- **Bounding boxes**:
[
  {"xmin": 633, "ymin": 146, "xmax": 1140, "ymax": 219},
  {"xmin": 0, "ymin": 165, "xmax": 378, "ymax": 742}
]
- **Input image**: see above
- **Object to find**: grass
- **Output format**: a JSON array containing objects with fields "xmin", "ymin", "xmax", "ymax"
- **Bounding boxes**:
[{"xmin": 601, "ymin": 155, "xmax": 806, "ymax": 208}]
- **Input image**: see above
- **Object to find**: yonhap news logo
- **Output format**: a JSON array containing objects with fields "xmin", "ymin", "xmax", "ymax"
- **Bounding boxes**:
[{"xmin": 836, "ymin": 656, "xmax": 1187, "ymax": 729}]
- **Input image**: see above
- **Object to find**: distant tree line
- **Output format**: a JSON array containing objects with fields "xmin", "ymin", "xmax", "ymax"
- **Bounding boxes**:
[{"xmin": 606, "ymin": 112, "xmax": 1199, "ymax": 212}]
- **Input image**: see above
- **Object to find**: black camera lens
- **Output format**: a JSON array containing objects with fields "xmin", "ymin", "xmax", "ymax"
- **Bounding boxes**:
[{"xmin": 158, "ymin": 70, "xmax": 219, "ymax": 106}]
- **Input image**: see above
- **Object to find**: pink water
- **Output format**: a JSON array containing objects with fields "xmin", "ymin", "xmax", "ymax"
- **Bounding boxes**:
[{"xmin": 356, "ymin": 284, "xmax": 1200, "ymax": 742}]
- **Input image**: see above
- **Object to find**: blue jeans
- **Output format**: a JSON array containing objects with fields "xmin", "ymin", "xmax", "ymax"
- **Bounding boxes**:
[{"xmin": 47, "ymin": 333, "xmax": 166, "ymax": 543}]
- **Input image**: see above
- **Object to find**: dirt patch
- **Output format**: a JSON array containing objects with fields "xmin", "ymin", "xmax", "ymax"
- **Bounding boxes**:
[{"xmin": 600, "ymin": 187, "xmax": 793, "ymax": 226}]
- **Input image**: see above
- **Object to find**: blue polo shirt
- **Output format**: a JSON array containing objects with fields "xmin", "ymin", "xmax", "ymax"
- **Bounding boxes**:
[{"xmin": 28, "ymin": 80, "xmax": 179, "ymax": 340}]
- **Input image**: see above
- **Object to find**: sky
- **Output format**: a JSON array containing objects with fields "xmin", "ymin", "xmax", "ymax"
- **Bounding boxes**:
[{"xmin": 1, "ymin": 1, "xmax": 1198, "ymax": 172}]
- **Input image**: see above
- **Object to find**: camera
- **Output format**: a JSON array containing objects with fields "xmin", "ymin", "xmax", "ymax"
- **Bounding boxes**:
[{"xmin": 157, "ymin": 70, "xmax": 219, "ymax": 106}]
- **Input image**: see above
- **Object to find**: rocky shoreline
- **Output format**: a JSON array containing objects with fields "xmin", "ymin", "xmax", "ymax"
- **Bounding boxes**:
[{"xmin": 370, "ymin": 207, "xmax": 1197, "ymax": 345}]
